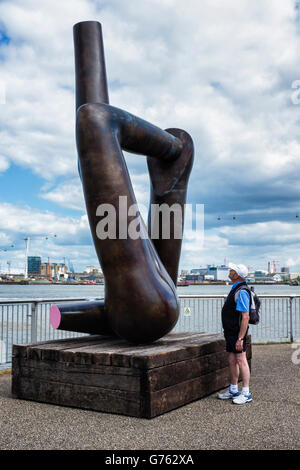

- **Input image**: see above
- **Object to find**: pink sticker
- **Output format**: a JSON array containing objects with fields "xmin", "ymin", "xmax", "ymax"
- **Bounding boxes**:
[{"xmin": 50, "ymin": 304, "xmax": 61, "ymax": 329}]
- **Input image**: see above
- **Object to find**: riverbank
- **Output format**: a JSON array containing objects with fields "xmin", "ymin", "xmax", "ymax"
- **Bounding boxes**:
[
  {"xmin": 0, "ymin": 280, "xmax": 296, "ymax": 286},
  {"xmin": 0, "ymin": 281, "xmax": 104, "ymax": 285},
  {"xmin": 1, "ymin": 282, "xmax": 300, "ymax": 299}
]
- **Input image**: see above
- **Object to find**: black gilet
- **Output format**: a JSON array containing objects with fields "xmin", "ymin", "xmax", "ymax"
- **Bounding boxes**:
[{"xmin": 221, "ymin": 281, "xmax": 250, "ymax": 335}]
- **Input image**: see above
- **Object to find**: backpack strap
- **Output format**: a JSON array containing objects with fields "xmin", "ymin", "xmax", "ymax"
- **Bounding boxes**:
[{"xmin": 234, "ymin": 286, "xmax": 252, "ymax": 308}]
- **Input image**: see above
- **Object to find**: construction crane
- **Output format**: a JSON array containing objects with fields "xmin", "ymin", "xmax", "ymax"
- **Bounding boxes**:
[
  {"xmin": 67, "ymin": 259, "xmax": 75, "ymax": 274},
  {"xmin": 272, "ymin": 260, "xmax": 280, "ymax": 273},
  {"xmin": 0, "ymin": 245, "xmax": 15, "ymax": 276},
  {"xmin": 24, "ymin": 237, "xmax": 30, "ymax": 278},
  {"xmin": 48, "ymin": 257, "xmax": 53, "ymax": 282}
]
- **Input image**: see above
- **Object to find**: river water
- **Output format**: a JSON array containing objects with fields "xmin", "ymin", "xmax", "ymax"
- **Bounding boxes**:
[{"xmin": 0, "ymin": 283, "xmax": 300, "ymax": 300}]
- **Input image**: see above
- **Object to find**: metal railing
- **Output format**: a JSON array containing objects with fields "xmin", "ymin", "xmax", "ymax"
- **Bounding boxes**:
[
  {"xmin": 1, "ymin": 295, "xmax": 299, "ymax": 370},
  {"xmin": 176, "ymin": 295, "xmax": 300, "ymax": 343},
  {"xmin": 0, "ymin": 298, "xmax": 88, "ymax": 370}
]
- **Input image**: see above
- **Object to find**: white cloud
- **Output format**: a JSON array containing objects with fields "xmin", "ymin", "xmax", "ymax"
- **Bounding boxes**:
[
  {"xmin": 1, "ymin": 0, "xmax": 299, "ymax": 182},
  {"xmin": 220, "ymin": 221, "xmax": 300, "ymax": 246},
  {"xmin": 40, "ymin": 177, "xmax": 86, "ymax": 211},
  {"xmin": 0, "ymin": 201, "xmax": 90, "ymax": 242},
  {"xmin": 0, "ymin": 155, "xmax": 9, "ymax": 173},
  {"xmin": 39, "ymin": 169, "xmax": 150, "ymax": 212}
]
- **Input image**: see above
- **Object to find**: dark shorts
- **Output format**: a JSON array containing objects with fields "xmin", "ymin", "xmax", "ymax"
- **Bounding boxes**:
[{"xmin": 225, "ymin": 334, "xmax": 247, "ymax": 354}]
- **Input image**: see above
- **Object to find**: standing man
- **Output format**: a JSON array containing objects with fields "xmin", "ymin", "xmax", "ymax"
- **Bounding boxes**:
[{"xmin": 218, "ymin": 263, "xmax": 253, "ymax": 404}]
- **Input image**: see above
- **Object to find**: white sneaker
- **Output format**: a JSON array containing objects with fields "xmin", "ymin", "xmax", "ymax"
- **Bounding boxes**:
[
  {"xmin": 232, "ymin": 393, "xmax": 253, "ymax": 404},
  {"xmin": 217, "ymin": 389, "xmax": 240, "ymax": 400}
]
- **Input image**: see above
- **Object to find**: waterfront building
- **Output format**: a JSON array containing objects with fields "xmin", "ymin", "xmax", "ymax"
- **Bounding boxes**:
[
  {"xmin": 28, "ymin": 256, "xmax": 41, "ymax": 276},
  {"xmin": 180, "ymin": 270, "xmax": 189, "ymax": 277},
  {"xmin": 84, "ymin": 265, "xmax": 103, "ymax": 275},
  {"xmin": 271, "ymin": 274, "xmax": 282, "ymax": 282},
  {"xmin": 204, "ymin": 274, "xmax": 214, "ymax": 281},
  {"xmin": 288, "ymin": 272, "xmax": 300, "ymax": 280},
  {"xmin": 84, "ymin": 265, "xmax": 98, "ymax": 273},
  {"xmin": 185, "ymin": 274, "xmax": 203, "ymax": 282},
  {"xmin": 254, "ymin": 270, "xmax": 268, "ymax": 281},
  {"xmin": 188, "ymin": 265, "xmax": 230, "ymax": 281},
  {"xmin": 207, "ymin": 265, "xmax": 229, "ymax": 281},
  {"xmin": 40, "ymin": 263, "xmax": 48, "ymax": 276},
  {"xmin": 40, "ymin": 262, "xmax": 67, "ymax": 278},
  {"xmin": 76, "ymin": 270, "xmax": 104, "ymax": 282},
  {"xmin": 262, "ymin": 273, "xmax": 283, "ymax": 283}
]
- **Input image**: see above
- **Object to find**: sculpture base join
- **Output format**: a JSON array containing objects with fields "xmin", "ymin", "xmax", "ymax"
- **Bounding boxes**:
[{"xmin": 12, "ymin": 332, "xmax": 251, "ymax": 418}]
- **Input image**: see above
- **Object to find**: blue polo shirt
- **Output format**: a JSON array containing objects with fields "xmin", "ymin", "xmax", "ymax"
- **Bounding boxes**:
[{"xmin": 231, "ymin": 282, "xmax": 250, "ymax": 313}]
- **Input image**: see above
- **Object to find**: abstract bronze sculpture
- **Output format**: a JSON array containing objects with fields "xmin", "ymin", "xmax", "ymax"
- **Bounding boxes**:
[{"xmin": 50, "ymin": 21, "xmax": 194, "ymax": 344}]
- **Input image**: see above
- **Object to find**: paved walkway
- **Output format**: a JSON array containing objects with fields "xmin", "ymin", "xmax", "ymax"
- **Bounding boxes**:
[{"xmin": 0, "ymin": 344, "xmax": 299, "ymax": 450}]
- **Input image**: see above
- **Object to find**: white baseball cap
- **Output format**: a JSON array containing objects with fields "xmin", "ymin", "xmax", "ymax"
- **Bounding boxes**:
[{"xmin": 228, "ymin": 263, "xmax": 248, "ymax": 279}]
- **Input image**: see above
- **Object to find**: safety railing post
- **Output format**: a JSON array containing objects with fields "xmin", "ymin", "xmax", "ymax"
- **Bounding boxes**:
[
  {"xmin": 30, "ymin": 301, "xmax": 38, "ymax": 343},
  {"xmin": 289, "ymin": 297, "xmax": 294, "ymax": 343}
]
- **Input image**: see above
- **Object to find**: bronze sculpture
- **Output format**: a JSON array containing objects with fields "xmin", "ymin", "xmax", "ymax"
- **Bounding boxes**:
[{"xmin": 50, "ymin": 21, "xmax": 194, "ymax": 344}]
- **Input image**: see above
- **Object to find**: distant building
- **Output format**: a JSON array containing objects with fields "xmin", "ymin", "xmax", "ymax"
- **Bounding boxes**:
[
  {"xmin": 77, "ymin": 270, "xmax": 104, "ymax": 282},
  {"xmin": 254, "ymin": 270, "xmax": 268, "ymax": 281},
  {"xmin": 207, "ymin": 266, "xmax": 229, "ymax": 281},
  {"xmin": 180, "ymin": 270, "xmax": 189, "ymax": 277},
  {"xmin": 288, "ymin": 272, "xmax": 300, "ymax": 280},
  {"xmin": 185, "ymin": 274, "xmax": 202, "ymax": 282},
  {"xmin": 204, "ymin": 274, "xmax": 214, "ymax": 281},
  {"xmin": 85, "ymin": 265, "xmax": 97, "ymax": 273},
  {"xmin": 40, "ymin": 262, "xmax": 67, "ymax": 278},
  {"xmin": 186, "ymin": 265, "xmax": 230, "ymax": 281},
  {"xmin": 263, "ymin": 273, "xmax": 283, "ymax": 282},
  {"xmin": 28, "ymin": 256, "xmax": 41, "ymax": 276},
  {"xmin": 40, "ymin": 263, "xmax": 48, "ymax": 276},
  {"xmin": 84, "ymin": 265, "xmax": 103, "ymax": 275},
  {"xmin": 281, "ymin": 267, "xmax": 290, "ymax": 274}
]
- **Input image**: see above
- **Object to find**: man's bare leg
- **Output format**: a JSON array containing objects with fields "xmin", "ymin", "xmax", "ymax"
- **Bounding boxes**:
[
  {"xmin": 228, "ymin": 352, "xmax": 239, "ymax": 386},
  {"xmin": 236, "ymin": 352, "xmax": 250, "ymax": 388}
]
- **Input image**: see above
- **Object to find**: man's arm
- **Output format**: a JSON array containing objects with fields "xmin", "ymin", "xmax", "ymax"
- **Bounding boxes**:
[
  {"xmin": 235, "ymin": 289, "xmax": 250, "ymax": 352},
  {"xmin": 236, "ymin": 312, "xmax": 249, "ymax": 352}
]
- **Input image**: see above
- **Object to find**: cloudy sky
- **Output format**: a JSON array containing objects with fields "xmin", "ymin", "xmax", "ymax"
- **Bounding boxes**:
[{"xmin": 1, "ymin": 0, "xmax": 300, "ymax": 275}]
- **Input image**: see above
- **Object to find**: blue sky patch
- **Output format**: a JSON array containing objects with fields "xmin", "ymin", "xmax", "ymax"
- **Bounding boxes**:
[
  {"xmin": 0, "ymin": 163, "xmax": 82, "ymax": 217},
  {"xmin": 0, "ymin": 27, "xmax": 10, "ymax": 45}
]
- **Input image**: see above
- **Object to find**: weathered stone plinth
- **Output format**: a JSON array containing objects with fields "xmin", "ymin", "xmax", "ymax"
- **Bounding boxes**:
[{"xmin": 12, "ymin": 332, "xmax": 251, "ymax": 418}]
